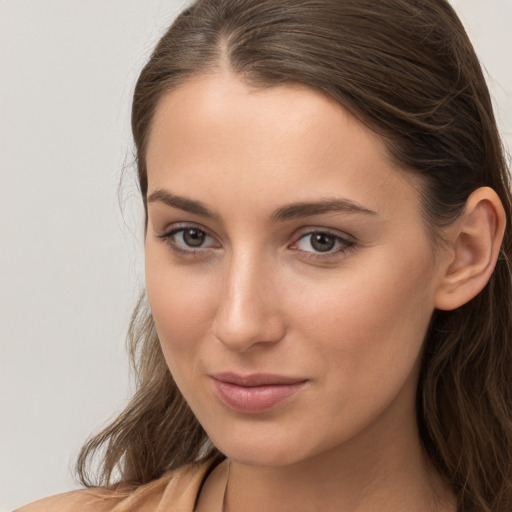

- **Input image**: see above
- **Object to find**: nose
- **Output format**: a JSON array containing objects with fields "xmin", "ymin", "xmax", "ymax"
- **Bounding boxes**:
[{"xmin": 212, "ymin": 251, "xmax": 286, "ymax": 352}]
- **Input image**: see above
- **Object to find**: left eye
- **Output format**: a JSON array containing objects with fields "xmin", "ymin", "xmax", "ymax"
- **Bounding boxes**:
[{"xmin": 295, "ymin": 231, "xmax": 351, "ymax": 253}]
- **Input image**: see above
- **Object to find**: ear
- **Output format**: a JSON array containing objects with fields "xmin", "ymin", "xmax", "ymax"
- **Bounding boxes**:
[{"xmin": 434, "ymin": 187, "xmax": 506, "ymax": 311}]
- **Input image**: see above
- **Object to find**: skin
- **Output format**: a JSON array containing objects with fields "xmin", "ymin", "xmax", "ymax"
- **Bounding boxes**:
[{"xmin": 144, "ymin": 72, "xmax": 462, "ymax": 511}]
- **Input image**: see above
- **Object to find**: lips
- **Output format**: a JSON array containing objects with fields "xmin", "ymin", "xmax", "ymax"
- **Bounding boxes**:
[{"xmin": 210, "ymin": 372, "xmax": 308, "ymax": 413}]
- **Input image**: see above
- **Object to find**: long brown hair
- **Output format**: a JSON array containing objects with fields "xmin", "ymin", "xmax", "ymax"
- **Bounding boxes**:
[{"xmin": 77, "ymin": 1, "xmax": 512, "ymax": 509}]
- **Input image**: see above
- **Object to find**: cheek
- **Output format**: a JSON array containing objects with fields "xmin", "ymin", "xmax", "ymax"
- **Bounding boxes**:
[
  {"xmin": 289, "ymin": 246, "xmax": 435, "ymax": 398},
  {"xmin": 145, "ymin": 249, "xmax": 218, "ymax": 365}
]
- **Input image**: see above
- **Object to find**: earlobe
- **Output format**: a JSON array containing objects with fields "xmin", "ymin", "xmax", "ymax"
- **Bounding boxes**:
[{"xmin": 434, "ymin": 187, "xmax": 506, "ymax": 311}]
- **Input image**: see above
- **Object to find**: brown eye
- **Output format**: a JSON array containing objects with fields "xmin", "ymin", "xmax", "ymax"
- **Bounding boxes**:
[
  {"xmin": 159, "ymin": 226, "xmax": 218, "ymax": 253},
  {"xmin": 293, "ymin": 230, "xmax": 354, "ymax": 256},
  {"xmin": 310, "ymin": 233, "xmax": 336, "ymax": 252},
  {"xmin": 182, "ymin": 228, "xmax": 206, "ymax": 247}
]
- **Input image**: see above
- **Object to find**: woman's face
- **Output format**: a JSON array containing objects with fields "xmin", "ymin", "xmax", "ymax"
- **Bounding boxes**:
[{"xmin": 144, "ymin": 73, "xmax": 444, "ymax": 467}]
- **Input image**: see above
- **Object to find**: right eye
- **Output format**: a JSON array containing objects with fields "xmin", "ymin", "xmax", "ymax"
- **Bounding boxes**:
[
  {"xmin": 173, "ymin": 228, "xmax": 211, "ymax": 247},
  {"xmin": 157, "ymin": 225, "xmax": 220, "ymax": 254}
]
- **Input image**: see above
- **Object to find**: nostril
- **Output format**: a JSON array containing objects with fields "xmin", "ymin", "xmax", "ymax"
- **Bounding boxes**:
[{"xmin": 213, "ymin": 308, "xmax": 285, "ymax": 352}]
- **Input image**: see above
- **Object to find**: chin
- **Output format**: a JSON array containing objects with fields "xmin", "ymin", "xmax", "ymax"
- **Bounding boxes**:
[{"xmin": 207, "ymin": 425, "xmax": 315, "ymax": 468}]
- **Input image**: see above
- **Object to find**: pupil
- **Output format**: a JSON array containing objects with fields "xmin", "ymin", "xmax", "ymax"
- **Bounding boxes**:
[
  {"xmin": 311, "ymin": 233, "xmax": 335, "ymax": 252},
  {"xmin": 183, "ymin": 229, "xmax": 205, "ymax": 247}
]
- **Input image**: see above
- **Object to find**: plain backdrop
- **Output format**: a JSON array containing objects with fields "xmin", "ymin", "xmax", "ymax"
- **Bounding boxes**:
[{"xmin": 0, "ymin": 0, "xmax": 510, "ymax": 509}]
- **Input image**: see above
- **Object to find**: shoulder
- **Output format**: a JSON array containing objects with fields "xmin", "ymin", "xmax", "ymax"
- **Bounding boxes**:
[
  {"xmin": 15, "ymin": 460, "xmax": 215, "ymax": 512},
  {"xmin": 13, "ymin": 487, "xmax": 124, "ymax": 512}
]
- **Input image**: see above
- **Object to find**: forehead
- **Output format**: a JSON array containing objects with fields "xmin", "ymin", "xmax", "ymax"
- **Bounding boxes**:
[{"xmin": 145, "ymin": 72, "xmax": 422, "ymax": 221}]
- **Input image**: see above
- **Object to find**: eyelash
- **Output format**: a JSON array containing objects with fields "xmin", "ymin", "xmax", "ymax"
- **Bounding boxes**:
[
  {"xmin": 156, "ymin": 224, "xmax": 356, "ymax": 261},
  {"xmin": 289, "ymin": 230, "xmax": 356, "ymax": 261},
  {"xmin": 156, "ymin": 224, "xmax": 219, "ymax": 257}
]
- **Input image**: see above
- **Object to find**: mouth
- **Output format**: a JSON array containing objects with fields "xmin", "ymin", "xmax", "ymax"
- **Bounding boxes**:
[{"xmin": 210, "ymin": 372, "xmax": 308, "ymax": 413}]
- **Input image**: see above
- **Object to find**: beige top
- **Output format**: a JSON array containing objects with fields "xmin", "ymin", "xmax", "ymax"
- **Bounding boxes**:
[{"xmin": 15, "ymin": 461, "xmax": 215, "ymax": 512}]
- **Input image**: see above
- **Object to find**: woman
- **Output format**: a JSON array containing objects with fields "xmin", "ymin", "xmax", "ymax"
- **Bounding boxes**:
[{"xmin": 18, "ymin": 0, "xmax": 512, "ymax": 511}]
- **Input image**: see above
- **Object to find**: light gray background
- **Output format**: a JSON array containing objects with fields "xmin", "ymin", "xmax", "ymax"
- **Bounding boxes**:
[{"xmin": 0, "ymin": 0, "xmax": 510, "ymax": 509}]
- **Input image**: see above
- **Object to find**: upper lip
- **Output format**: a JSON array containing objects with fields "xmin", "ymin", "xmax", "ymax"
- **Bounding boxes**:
[{"xmin": 210, "ymin": 372, "xmax": 308, "ymax": 387}]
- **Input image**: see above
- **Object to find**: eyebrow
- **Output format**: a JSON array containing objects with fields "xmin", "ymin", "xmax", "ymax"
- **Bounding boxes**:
[
  {"xmin": 270, "ymin": 199, "xmax": 378, "ymax": 222},
  {"xmin": 147, "ymin": 189, "xmax": 377, "ymax": 221},
  {"xmin": 147, "ymin": 189, "xmax": 219, "ymax": 219}
]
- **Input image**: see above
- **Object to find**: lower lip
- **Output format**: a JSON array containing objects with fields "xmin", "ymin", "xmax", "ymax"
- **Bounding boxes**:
[{"xmin": 211, "ymin": 378, "xmax": 307, "ymax": 413}]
